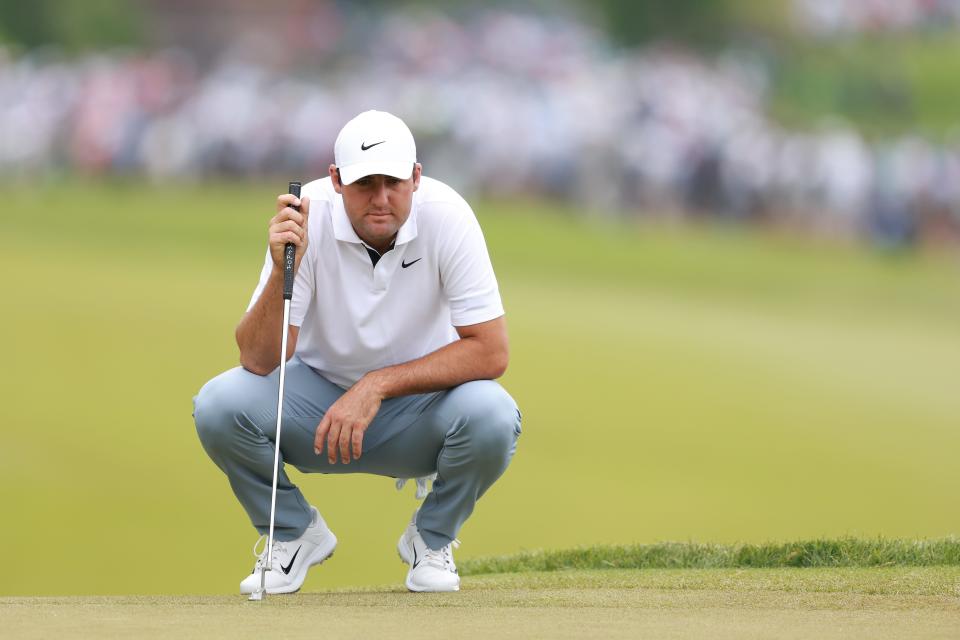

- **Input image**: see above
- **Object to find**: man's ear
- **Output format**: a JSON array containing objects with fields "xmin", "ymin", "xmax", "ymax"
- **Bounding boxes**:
[
  {"xmin": 412, "ymin": 163, "xmax": 422, "ymax": 191},
  {"xmin": 328, "ymin": 164, "xmax": 343, "ymax": 193}
]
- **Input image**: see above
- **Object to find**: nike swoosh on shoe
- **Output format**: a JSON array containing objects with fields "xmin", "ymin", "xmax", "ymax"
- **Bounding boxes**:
[{"xmin": 280, "ymin": 546, "xmax": 301, "ymax": 575}]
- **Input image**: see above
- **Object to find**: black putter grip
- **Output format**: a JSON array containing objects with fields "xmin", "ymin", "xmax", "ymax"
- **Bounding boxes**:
[{"xmin": 283, "ymin": 181, "xmax": 302, "ymax": 300}]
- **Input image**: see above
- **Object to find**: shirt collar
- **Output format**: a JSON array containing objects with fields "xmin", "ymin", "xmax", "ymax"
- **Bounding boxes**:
[
  {"xmin": 332, "ymin": 199, "xmax": 363, "ymax": 243},
  {"xmin": 395, "ymin": 204, "xmax": 418, "ymax": 245}
]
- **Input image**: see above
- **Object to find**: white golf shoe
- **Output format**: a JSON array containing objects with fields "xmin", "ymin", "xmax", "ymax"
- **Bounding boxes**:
[
  {"xmin": 397, "ymin": 514, "xmax": 460, "ymax": 592},
  {"xmin": 239, "ymin": 506, "xmax": 337, "ymax": 595}
]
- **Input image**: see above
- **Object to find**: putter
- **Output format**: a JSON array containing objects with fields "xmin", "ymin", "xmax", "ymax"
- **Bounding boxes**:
[{"xmin": 250, "ymin": 181, "xmax": 301, "ymax": 602}]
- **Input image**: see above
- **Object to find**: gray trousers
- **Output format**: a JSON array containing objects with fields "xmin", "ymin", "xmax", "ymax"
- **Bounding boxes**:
[{"xmin": 193, "ymin": 357, "xmax": 521, "ymax": 550}]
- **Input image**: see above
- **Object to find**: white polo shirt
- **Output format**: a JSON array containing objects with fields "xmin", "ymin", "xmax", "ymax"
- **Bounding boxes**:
[{"xmin": 246, "ymin": 176, "xmax": 504, "ymax": 388}]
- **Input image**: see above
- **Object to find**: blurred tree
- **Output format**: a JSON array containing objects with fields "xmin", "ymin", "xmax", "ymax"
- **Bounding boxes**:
[
  {"xmin": 0, "ymin": 0, "xmax": 143, "ymax": 51},
  {"xmin": 591, "ymin": 0, "xmax": 731, "ymax": 46},
  {"xmin": 581, "ymin": 0, "xmax": 787, "ymax": 48}
]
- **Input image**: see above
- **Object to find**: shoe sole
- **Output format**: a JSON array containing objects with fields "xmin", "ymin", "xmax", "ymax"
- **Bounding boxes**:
[
  {"xmin": 240, "ymin": 534, "xmax": 338, "ymax": 596},
  {"xmin": 404, "ymin": 575, "xmax": 460, "ymax": 593},
  {"xmin": 397, "ymin": 532, "xmax": 460, "ymax": 593}
]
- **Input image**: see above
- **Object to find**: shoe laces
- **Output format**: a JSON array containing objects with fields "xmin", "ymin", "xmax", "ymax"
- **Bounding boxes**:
[
  {"xmin": 252, "ymin": 535, "xmax": 288, "ymax": 571},
  {"xmin": 395, "ymin": 474, "xmax": 436, "ymax": 500},
  {"xmin": 422, "ymin": 539, "xmax": 460, "ymax": 572}
]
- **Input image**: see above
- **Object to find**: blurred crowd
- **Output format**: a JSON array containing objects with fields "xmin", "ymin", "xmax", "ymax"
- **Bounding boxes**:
[
  {"xmin": 794, "ymin": 0, "xmax": 960, "ymax": 35},
  {"xmin": 2, "ymin": 7, "xmax": 959, "ymax": 247}
]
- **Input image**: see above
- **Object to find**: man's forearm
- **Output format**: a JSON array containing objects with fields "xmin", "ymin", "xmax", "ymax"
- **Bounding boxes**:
[
  {"xmin": 235, "ymin": 270, "xmax": 293, "ymax": 375},
  {"xmin": 361, "ymin": 332, "xmax": 508, "ymax": 400}
]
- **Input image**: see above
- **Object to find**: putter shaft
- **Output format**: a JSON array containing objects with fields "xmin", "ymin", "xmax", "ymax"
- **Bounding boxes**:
[
  {"xmin": 250, "ymin": 181, "xmax": 300, "ymax": 603},
  {"xmin": 251, "ymin": 297, "xmax": 292, "ymax": 601}
]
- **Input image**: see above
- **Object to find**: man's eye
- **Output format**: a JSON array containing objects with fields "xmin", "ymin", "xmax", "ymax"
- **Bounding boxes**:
[
  {"xmin": 356, "ymin": 179, "xmax": 372, "ymax": 187},
  {"xmin": 387, "ymin": 178, "xmax": 400, "ymax": 186}
]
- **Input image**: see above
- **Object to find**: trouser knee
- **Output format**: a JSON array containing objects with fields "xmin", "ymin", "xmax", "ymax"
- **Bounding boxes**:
[
  {"xmin": 447, "ymin": 380, "xmax": 521, "ymax": 464},
  {"xmin": 193, "ymin": 369, "xmax": 262, "ymax": 455}
]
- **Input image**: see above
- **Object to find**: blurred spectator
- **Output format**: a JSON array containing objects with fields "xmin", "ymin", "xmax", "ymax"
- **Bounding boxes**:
[
  {"xmin": 793, "ymin": 0, "xmax": 960, "ymax": 35},
  {"xmin": 1, "ymin": 7, "xmax": 958, "ymax": 247}
]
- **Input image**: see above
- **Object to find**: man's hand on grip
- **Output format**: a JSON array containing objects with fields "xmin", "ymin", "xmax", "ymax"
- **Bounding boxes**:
[{"xmin": 269, "ymin": 194, "xmax": 311, "ymax": 272}]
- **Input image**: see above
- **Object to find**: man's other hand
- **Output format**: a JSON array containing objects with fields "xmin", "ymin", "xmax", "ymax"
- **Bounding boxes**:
[{"xmin": 314, "ymin": 376, "xmax": 384, "ymax": 464}]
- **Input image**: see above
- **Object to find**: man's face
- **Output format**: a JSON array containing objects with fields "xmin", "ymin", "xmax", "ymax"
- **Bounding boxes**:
[{"xmin": 330, "ymin": 163, "xmax": 422, "ymax": 251}]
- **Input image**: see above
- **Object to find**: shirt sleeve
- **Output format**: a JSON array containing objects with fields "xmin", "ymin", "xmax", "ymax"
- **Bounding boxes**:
[
  {"xmin": 245, "ymin": 239, "xmax": 315, "ymax": 328},
  {"xmin": 437, "ymin": 206, "xmax": 505, "ymax": 327}
]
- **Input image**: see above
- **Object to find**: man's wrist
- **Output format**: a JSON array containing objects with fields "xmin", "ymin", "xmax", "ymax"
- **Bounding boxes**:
[
  {"xmin": 359, "ymin": 368, "xmax": 390, "ymax": 400},
  {"xmin": 268, "ymin": 266, "xmax": 286, "ymax": 282}
]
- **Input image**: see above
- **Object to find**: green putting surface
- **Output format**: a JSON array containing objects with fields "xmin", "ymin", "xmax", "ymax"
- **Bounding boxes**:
[
  {"xmin": 3, "ymin": 569, "xmax": 959, "ymax": 640},
  {"xmin": 0, "ymin": 181, "xmax": 958, "ymax": 595}
]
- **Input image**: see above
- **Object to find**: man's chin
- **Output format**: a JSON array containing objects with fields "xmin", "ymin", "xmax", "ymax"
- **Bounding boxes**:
[{"xmin": 362, "ymin": 225, "xmax": 398, "ymax": 247}]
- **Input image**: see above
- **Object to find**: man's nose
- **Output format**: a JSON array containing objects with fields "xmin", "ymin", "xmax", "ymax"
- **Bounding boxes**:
[{"xmin": 371, "ymin": 181, "xmax": 389, "ymax": 206}]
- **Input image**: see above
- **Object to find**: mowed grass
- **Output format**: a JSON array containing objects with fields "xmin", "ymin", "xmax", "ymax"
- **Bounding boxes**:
[
  {"xmin": 3, "ymin": 568, "xmax": 959, "ymax": 640},
  {"xmin": 0, "ymin": 180, "xmax": 958, "ymax": 596}
]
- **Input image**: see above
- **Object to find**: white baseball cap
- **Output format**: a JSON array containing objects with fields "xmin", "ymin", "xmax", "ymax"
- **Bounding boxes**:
[{"xmin": 334, "ymin": 110, "xmax": 417, "ymax": 185}]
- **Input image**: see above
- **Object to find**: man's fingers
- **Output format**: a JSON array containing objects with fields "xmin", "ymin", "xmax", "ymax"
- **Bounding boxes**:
[
  {"xmin": 351, "ymin": 429, "xmax": 363, "ymax": 460},
  {"xmin": 281, "ymin": 207, "xmax": 305, "ymax": 225},
  {"xmin": 272, "ymin": 219, "xmax": 306, "ymax": 238},
  {"xmin": 314, "ymin": 415, "xmax": 330, "ymax": 455},
  {"xmin": 326, "ymin": 422, "xmax": 342, "ymax": 464},
  {"xmin": 271, "ymin": 230, "xmax": 303, "ymax": 247},
  {"xmin": 338, "ymin": 426, "xmax": 352, "ymax": 464},
  {"xmin": 276, "ymin": 193, "xmax": 300, "ymax": 213},
  {"xmin": 272, "ymin": 208, "xmax": 305, "ymax": 226}
]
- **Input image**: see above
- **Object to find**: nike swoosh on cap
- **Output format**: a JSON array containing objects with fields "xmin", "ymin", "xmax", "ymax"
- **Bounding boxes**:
[
  {"xmin": 360, "ymin": 140, "xmax": 386, "ymax": 151},
  {"xmin": 280, "ymin": 546, "xmax": 301, "ymax": 575}
]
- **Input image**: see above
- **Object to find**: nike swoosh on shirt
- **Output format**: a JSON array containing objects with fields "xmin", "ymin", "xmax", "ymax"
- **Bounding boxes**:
[
  {"xmin": 280, "ymin": 546, "xmax": 301, "ymax": 575},
  {"xmin": 401, "ymin": 258, "xmax": 422, "ymax": 268},
  {"xmin": 361, "ymin": 140, "xmax": 386, "ymax": 151}
]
